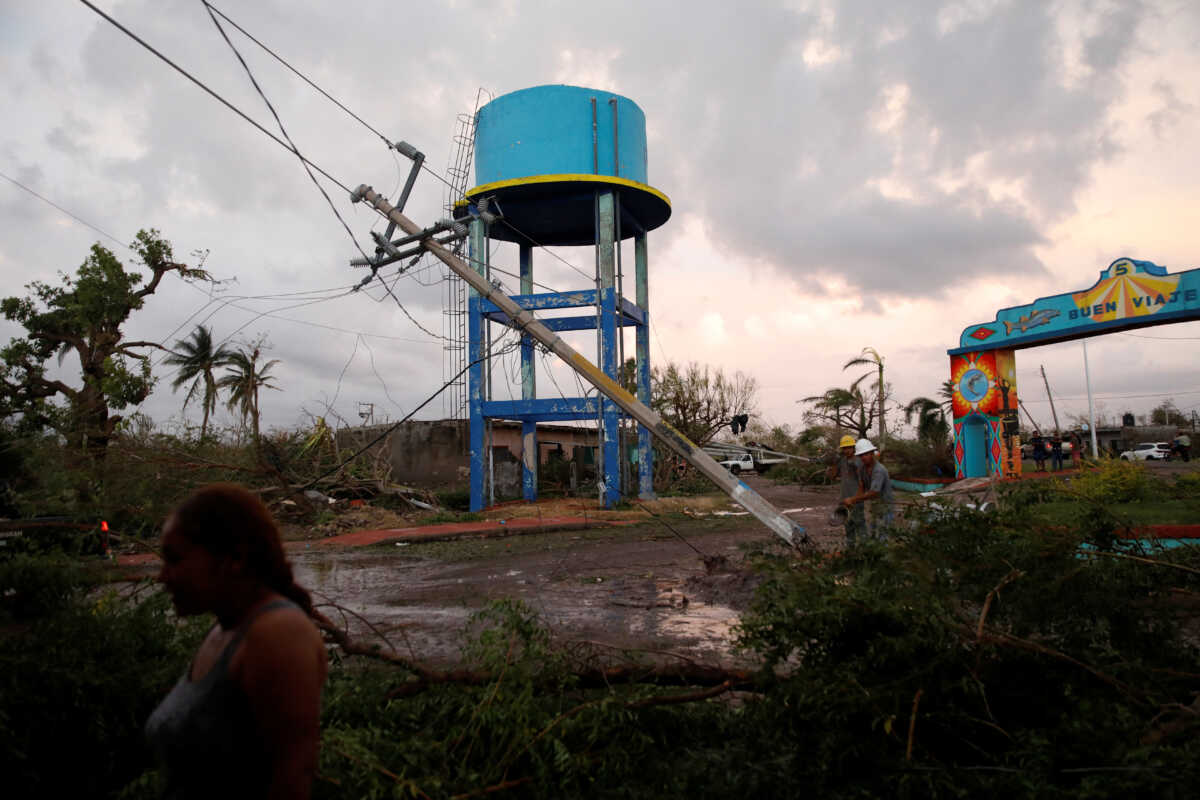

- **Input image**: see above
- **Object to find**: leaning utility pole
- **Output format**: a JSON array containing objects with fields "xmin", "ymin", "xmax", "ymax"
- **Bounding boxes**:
[
  {"xmin": 1040, "ymin": 365, "xmax": 1061, "ymax": 434},
  {"xmin": 351, "ymin": 185, "xmax": 808, "ymax": 547},
  {"xmin": 1017, "ymin": 400, "xmax": 1040, "ymax": 432}
]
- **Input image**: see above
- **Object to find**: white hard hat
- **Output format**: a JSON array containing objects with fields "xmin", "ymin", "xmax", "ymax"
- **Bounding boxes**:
[{"xmin": 854, "ymin": 438, "xmax": 877, "ymax": 456}]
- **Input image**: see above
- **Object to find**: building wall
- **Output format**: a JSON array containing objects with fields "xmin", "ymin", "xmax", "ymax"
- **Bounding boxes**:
[{"xmin": 335, "ymin": 419, "xmax": 598, "ymax": 491}]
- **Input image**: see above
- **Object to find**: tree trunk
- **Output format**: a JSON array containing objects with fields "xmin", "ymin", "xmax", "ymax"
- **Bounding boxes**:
[
  {"xmin": 878, "ymin": 364, "xmax": 886, "ymax": 453},
  {"xmin": 251, "ymin": 388, "xmax": 260, "ymax": 444}
]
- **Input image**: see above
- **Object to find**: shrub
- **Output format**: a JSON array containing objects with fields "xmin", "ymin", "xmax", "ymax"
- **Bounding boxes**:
[
  {"xmin": 882, "ymin": 436, "xmax": 954, "ymax": 479},
  {"xmin": 1066, "ymin": 458, "xmax": 1159, "ymax": 504},
  {"xmin": 0, "ymin": 556, "xmax": 206, "ymax": 798}
]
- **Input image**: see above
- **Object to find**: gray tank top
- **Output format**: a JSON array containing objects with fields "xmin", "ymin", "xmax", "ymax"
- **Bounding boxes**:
[{"xmin": 145, "ymin": 599, "xmax": 296, "ymax": 799}]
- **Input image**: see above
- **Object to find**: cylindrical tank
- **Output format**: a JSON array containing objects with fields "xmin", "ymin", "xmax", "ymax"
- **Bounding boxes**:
[{"xmin": 461, "ymin": 84, "xmax": 670, "ymax": 246}]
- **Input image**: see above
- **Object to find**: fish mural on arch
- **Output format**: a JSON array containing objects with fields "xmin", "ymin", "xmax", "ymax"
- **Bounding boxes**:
[{"xmin": 949, "ymin": 349, "xmax": 1020, "ymax": 479}]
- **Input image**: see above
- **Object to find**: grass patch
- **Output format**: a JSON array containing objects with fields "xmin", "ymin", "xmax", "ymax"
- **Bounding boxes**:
[{"xmin": 1027, "ymin": 498, "xmax": 1200, "ymax": 526}]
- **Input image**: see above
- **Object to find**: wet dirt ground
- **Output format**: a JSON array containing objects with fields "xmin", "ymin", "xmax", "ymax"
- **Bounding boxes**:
[{"xmin": 291, "ymin": 476, "xmax": 847, "ymax": 668}]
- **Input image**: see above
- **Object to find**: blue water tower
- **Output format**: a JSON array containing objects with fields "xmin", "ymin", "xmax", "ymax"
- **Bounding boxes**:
[{"xmin": 457, "ymin": 85, "xmax": 671, "ymax": 509}]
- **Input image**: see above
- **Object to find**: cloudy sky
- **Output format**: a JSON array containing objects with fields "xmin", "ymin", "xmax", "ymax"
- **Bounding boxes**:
[{"xmin": 2, "ymin": 0, "xmax": 1199, "ymax": 441}]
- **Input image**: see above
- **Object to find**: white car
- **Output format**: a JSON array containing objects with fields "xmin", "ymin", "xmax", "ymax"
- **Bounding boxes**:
[{"xmin": 1119, "ymin": 442, "xmax": 1172, "ymax": 461}]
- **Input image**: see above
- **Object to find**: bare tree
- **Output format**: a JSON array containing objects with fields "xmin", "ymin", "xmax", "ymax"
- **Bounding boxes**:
[{"xmin": 651, "ymin": 361, "xmax": 758, "ymax": 446}]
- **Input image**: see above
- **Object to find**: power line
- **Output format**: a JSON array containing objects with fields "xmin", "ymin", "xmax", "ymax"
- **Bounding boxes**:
[
  {"xmin": 302, "ymin": 332, "xmax": 521, "ymax": 489},
  {"xmin": 0, "ymin": 166, "xmax": 441, "ymax": 349},
  {"xmin": 1018, "ymin": 387, "xmax": 1200, "ymax": 403},
  {"xmin": 1118, "ymin": 331, "xmax": 1200, "ymax": 341},
  {"xmin": 325, "ymin": 334, "xmax": 360, "ymax": 417},
  {"xmin": 496, "ymin": 216, "xmax": 596, "ymax": 284},
  {"xmin": 200, "ymin": 1, "xmax": 371, "ymax": 264},
  {"xmin": 0, "ymin": 170, "xmax": 127, "ymax": 249},
  {"xmin": 77, "ymin": 0, "xmax": 356, "ymax": 197},
  {"xmin": 203, "ymin": 2, "xmax": 393, "ymax": 150},
  {"xmin": 198, "ymin": 3, "xmax": 466, "ymax": 202},
  {"xmin": 358, "ymin": 334, "xmax": 406, "ymax": 413}
]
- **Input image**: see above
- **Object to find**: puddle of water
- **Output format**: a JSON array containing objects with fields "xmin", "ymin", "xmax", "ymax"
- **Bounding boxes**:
[
  {"xmin": 290, "ymin": 549, "xmax": 746, "ymax": 664},
  {"xmin": 626, "ymin": 604, "xmax": 739, "ymax": 654}
]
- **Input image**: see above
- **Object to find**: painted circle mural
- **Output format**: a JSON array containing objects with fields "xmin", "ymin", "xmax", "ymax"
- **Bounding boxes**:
[{"xmin": 958, "ymin": 368, "xmax": 991, "ymax": 405}]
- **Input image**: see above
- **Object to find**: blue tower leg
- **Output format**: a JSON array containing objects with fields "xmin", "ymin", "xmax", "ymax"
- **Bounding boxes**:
[
  {"xmin": 636, "ymin": 315, "xmax": 653, "ymax": 499},
  {"xmin": 519, "ymin": 243, "xmax": 538, "ymax": 502},
  {"xmin": 634, "ymin": 232, "xmax": 654, "ymax": 499},
  {"xmin": 468, "ymin": 217, "xmax": 488, "ymax": 512},
  {"xmin": 600, "ymin": 287, "xmax": 621, "ymax": 506},
  {"xmin": 468, "ymin": 295, "xmax": 485, "ymax": 511}
]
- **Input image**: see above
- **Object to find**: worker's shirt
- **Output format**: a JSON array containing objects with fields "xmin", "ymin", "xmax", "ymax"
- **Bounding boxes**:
[
  {"xmin": 833, "ymin": 455, "xmax": 861, "ymax": 500},
  {"xmin": 862, "ymin": 461, "xmax": 895, "ymax": 527}
]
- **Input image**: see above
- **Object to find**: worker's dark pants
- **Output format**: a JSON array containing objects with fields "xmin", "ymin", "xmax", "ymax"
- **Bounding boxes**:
[{"xmin": 1051, "ymin": 452, "xmax": 1063, "ymax": 471}]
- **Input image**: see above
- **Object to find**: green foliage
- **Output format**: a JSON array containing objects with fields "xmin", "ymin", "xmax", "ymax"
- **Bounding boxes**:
[
  {"xmin": 0, "ymin": 556, "xmax": 207, "ymax": 798},
  {"xmin": 0, "ymin": 230, "xmax": 207, "ymax": 459},
  {"xmin": 0, "ymin": 551, "xmax": 89, "ymax": 618},
  {"xmin": 162, "ymin": 325, "xmax": 234, "ymax": 440},
  {"xmin": 766, "ymin": 459, "xmax": 826, "ymax": 485},
  {"xmin": 734, "ymin": 508, "xmax": 1200, "ymax": 796},
  {"xmin": 418, "ymin": 510, "xmax": 484, "ymax": 525},
  {"xmin": 1173, "ymin": 470, "xmax": 1200, "ymax": 498},
  {"xmin": 436, "ymin": 488, "xmax": 472, "ymax": 511},
  {"xmin": 885, "ymin": 436, "xmax": 955, "ymax": 479},
  {"xmin": 218, "ymin": 340, "xmax": 280, "ymax": 443},
  {"xmin": 4, "ymin": 445, "xmax": 1199, "ymax": 797},
  {"xmin": 1066, "ymin": 459, "xmax": 1160, "ymax": 504}
]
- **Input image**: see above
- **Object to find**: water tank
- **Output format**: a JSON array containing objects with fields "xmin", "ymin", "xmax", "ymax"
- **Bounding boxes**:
[{"xmin": 461, "ymin": 85, "xmax": 671, "ymax": 246}]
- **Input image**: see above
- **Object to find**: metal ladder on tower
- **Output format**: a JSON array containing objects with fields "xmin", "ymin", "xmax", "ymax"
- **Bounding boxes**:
[{"xmin": 440, "ymin": 89, "xmax": 489, "ymax": 419}]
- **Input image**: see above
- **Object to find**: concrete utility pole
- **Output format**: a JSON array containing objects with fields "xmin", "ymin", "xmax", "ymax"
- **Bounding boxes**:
[
  {"xmin": 1040, "ymin": 365, "xmax": 1061, "ymax": 434},
  {"xmin": 351, "ymin": 185, "xmax": 808, "ymax": 547}
]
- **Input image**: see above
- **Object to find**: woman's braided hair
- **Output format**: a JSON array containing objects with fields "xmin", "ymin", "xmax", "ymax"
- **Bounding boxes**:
[{"xmin": 170, "ymin": 483, "xmax": 314, "ymax": 616}]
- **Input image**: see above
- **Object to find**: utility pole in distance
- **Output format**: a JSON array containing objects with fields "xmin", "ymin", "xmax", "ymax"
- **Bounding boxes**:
[{"xmin": 1040, "ymin": 365, "xmax": 1061, "ymax": 434}]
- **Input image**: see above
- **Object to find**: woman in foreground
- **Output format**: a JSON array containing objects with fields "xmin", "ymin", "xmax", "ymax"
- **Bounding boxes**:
[{"xmin": 146, "ymin": 484, "xmax": 328, "ymax": 800}]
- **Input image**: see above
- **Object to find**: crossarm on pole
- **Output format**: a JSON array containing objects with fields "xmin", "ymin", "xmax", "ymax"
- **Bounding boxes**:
[{"xmin": 350, "ymin": 185, "xmax": 808, "ymax": 548}]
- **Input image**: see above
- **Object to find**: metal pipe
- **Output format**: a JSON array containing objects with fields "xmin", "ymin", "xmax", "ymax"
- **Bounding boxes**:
[
  {"xmin": 609, "ymin": 97, "xmax": 619, "ymax": 176},
  {"xmin": 591, "ymin": 97, "xmax": 599, "ymax": 174},
  {"xmin": 1083, "ymin": 340, "xmax": 1099, "ymax": 458},
  {"xmin": 351, "ymin": 184, "xmax": 808, "ymax": 547},
  {"xmin": 396, "ymin": 152, "xmax": 424, "ymax": 213}
]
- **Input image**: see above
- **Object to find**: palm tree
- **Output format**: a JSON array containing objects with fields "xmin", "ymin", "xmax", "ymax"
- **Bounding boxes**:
[
  {"xmin": 800, "ymin": 384, "xmax": 874, "ymax": 439},
  {"xmin": 162, "ymin": 325, "xmax": 232, "ymax": 439},
  {"xmin": 938, "ymin": 379, "xmax": 956, "ymax": 415},
  {"xmin": 843, "ymin": 347, "xmax": 886, "ymax": 450},
  {"xmin": 218, "ymin": 344, "xmax": 280, "ymax": 444},
  {"xmin": 904, "ymin": 396, "xmax": 949, "ymax": 446}
]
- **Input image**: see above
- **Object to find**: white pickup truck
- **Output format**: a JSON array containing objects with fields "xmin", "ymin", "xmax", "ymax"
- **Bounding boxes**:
[
  {"xmin": 713, "ymin": 447, "xmax": 796, "ymax": 475},
  {"xmin": 718, "ymin": 453, "xmax": 756, "ymax": 475}
]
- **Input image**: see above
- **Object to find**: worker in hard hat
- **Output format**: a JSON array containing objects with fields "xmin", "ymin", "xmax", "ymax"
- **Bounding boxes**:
[
  {"xmin": 827, "ymin": 434, "xmax": 865, "ymax": 546},
  {"xmin": 841, "ymin": 438, "xmax": 895, "ymax": 540}
]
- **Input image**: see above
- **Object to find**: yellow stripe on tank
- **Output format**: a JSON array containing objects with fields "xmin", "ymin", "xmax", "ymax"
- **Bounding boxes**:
[{"xmin": 465, "ymin": 174, "xmax": 671, "ymax": 207}]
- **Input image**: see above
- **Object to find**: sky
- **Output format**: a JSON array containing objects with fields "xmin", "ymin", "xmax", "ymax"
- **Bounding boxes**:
[{"xmin": 1, "ymin": 0, "xmax": 1199, "ymax": 441}]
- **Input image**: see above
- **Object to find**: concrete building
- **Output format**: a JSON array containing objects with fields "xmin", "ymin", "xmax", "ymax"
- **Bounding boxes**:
[{"xmin": 336, "ymin": 419, "xmax": 599, "ymax": 497}]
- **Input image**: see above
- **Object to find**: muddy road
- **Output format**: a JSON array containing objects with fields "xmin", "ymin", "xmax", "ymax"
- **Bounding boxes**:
[{"xmin": 292, "ymin": 476, "xmax": 846, "ymax": 668}]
